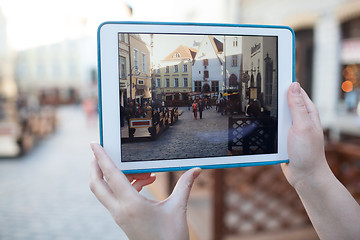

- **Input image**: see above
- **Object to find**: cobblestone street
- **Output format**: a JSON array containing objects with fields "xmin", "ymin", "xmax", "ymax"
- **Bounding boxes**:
[
  {"xmin": 122, "ymin": 106, "xmax": 230, "ymax": 161},
  {"xmin": 0, "ymin": 106, "xmax": 129, "ymax": 240}
]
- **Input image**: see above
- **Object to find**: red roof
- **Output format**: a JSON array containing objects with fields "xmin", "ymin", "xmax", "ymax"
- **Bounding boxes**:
[{"xmin": 163, "ymin": 45, "xmax": 198, "ymax": 61}]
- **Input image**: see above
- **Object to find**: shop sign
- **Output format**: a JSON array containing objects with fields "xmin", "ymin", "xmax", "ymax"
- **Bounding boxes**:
[
  {"xmin": 119, "ymin": 82, "xmax": 127, "ymax": 89},
  {"xmin": 241, "ymin": 73, "xmax": 250, "ymax": 82},
  {"xmin": 251, "ymin": 43, "xmax": 261, "ymax": 57},
  {"xmin": 129, "ymin": 118, "xmax": 152, "ymax": 128}
]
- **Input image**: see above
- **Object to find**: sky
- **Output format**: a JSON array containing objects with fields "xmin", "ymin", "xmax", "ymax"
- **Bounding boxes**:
[
  {"xmin": 140, "ymin": 34, "xmax": 203, "ymax": 63},
  {"xmin": 0, "ymin": 0, "xmax": 132, "ymax": 50}
]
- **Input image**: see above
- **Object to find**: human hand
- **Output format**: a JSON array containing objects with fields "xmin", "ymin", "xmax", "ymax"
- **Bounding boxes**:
[
  {"xmin": 281, "ymin": 82, "xmax": 332, "ymax": 190},
  {"xmin": 89, "ymin": 142, "xmax": 201, "ymax": 240}
]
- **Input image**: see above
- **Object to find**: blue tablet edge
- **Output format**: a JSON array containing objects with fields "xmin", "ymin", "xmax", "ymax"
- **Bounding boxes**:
[{"xmin": 97, "ymin": 21, "xmax": 295, "ymax": 173}]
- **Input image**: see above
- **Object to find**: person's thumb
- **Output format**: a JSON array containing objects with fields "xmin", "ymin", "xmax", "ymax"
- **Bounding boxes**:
[{"xmin": 168, "ymin": 168, "xmax": 201, "ymax": 208}]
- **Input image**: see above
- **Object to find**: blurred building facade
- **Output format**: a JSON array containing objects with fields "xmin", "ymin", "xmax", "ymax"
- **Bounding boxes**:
[
  {"xmin": 0, "ymin": 7, "xmax": 19, "ymax": 156},
  {"xmin": 0, "ymin": 7, "xmax": 16, "ymax": 99},
  {"xmin": 15, "ymin": 36, "xmax": 97, "ymax": 105}
]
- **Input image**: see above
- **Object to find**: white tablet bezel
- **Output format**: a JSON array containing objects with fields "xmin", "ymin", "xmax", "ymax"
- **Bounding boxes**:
[{"xmin": 98, "ymin": 22, "xmax": 294, "ymax": 173}]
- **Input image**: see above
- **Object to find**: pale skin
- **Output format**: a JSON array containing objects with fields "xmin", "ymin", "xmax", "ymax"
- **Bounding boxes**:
[
  {"xmin": 282, "ymin": 82, "xmax": 360, "ymax": 240},
  {"xmin": 89, "ymin": 142, "xmax": 201, "ymax": 240},
  {"xmin": 90, "ymin": 82, "xmax": 360, "ymax": 240}
]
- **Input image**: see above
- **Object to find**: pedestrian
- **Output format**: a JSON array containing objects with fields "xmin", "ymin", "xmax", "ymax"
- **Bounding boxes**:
[
  {"xmin": 187, "ymin": 99, "xmax": 191, "ymax": 111},
  {"xmin": 82, "ymin": 96, "xmax": 97, "ymax": 126},
  {"xmin": 90, "ymin": 82, "xmax": 360, "ymax": 240},
  {"xmin": 145, "ymin": 103, "xmax": 152, "ymax": 118},
  {"xmin": 198, "ymin": 99, "xmax": 204, "ymax": 119},
  {"xmin": 192, "ymin": 100, "xmax": 198, "ymax": 119},
  {"xmin": 220, "ymin": 98, "xmax": 226, "ymax": 116}
]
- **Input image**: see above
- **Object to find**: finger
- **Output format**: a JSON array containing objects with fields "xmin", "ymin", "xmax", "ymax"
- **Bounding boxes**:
[
  {"xmin": 89, "ymin": 158, "xmax": 118, "ymax": 210},
  {"xmin": 168, "ymin": 168, "xmax": 201, "ymax": 208},
  {"xmin": 127, "ymin": 172, "xmax": 152, "ymax": 183},
  {"xmin": 132, "ymin": 174, "xmax": 156, "ymax": 192},
  {"xmin": 287, "ymin": 82, "xmax": 313, "ymax": 131},
  {"xmin": 90, "ymin": 142, "xmax": 137, "ymax": 199},
  {"xmin": 300, "ymin": 88, "xmax": 322, "ymax": 131}
]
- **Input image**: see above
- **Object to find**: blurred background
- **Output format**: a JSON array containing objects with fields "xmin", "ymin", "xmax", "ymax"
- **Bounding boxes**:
[{"xmin": 0, "ymin": 0, "xmax": 359, "ymax": 240}]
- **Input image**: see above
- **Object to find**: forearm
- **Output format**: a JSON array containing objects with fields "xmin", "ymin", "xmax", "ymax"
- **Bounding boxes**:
[{"xmin": 295, "ymin": 166, "xmax": 360, "ymax": 240}]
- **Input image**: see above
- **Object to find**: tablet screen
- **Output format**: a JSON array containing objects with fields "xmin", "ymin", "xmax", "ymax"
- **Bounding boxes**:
[{"xmin": 118, "ymin": 33, "xmax": 278, "ymax": 162}]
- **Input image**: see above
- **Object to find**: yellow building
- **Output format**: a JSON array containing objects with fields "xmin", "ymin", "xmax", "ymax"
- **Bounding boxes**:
[{"xmin": 153, "ymin": 45, "xmax": 197, "ymax": 103}]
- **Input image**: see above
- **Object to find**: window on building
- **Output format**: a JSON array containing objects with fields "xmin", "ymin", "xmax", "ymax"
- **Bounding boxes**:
[
  {"xmin": 120, "ymin": 34, "xmax": 129, "ymax": 43},
  {"xmin": 165, "ymin": 78, "xmax": 170, "ymax": 87},
  {"xmin": 120, "ymin": 56, "xmax": 126, "ymax": 79},
  {"xmin": 211, "ymin": 81, "xmax": 219, "ymax": 92},
  {"xmin": 156, "ymin": 68, "xmax": 160, "ymax": 74},
  {"xmin": 120, "ymin": 34, "xmax": 126, "ymax": 43},
  {"xmin": 183, "ymin": 64, "xmax": 188, "ymax": 72},
  {"xmin": 141, "ymin": 53, "xmax": 146, "ymax": 73},
  {"xmin": 194, "ymin": 81, "xmax": 201, "ymax": 92},
  {"xmin": 165, "ymin": 66, "xmax": 170, "ymax": 73},
  {"xmin": 203, "ymin": 59, "xmax": 208, "ymax": 66},
  {"xmin": 232, "ymin": 55, "xmax": 238, "ymax": 67},
  {"xmin": 156, "ymin": 78, "xmax": 161, "ymax": 87},
  {"xmin": 174, "ymin": 65, "xmax": 178, "ymax": 73},
  {"xmin": 174, "ymin": 78, "xmax": 179, "ymax": 87},
  {"xmin": 233, "ymin": 37, "xmax": 238, "ymax": 47},
  {"xmin": 133, "ymin": 49, "xmax": 139, "ymax": 70},
  {"xmin": 174, "ymin": 53, "xmax": 181, "ymax": 58},
  {"xmin": 183, "ymin": 77, "xmax": 188, "ymax": 87},
  {"xmin": 137, "ymin": 79, "xmax": 144, "ymax": 85},
  {"xmin": 204, "ymin": 70, "xmax": 209, "ymax": 79}
]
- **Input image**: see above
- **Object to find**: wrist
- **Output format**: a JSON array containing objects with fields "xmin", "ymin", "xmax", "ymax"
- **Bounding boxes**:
[{"xmin": 293, "ymin": 162, "xmax": 334, "ymax": 194}]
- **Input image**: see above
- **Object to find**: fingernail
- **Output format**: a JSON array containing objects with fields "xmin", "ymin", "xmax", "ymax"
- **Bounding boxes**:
[
  {"xmin": 192, "ymin": 167, "xmax": 202, "ymax": 179},
  {"xmin": 291, "ymin": 82, "xmax": 301, "ymax": 95}
]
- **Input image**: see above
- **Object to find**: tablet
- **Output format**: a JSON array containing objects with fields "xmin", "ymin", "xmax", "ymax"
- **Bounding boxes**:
[{"xmin": 97, "ymin": 21, "xmax": 294, "ymax": 173}]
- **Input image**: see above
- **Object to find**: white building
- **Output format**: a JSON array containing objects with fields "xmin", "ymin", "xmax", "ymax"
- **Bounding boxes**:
[
  {"xmin": 192, "ymin": 36, "xmax": 224, "ymax": 96},
  {"xmin": 15, "ymin": 36, "xmax": 97, "ymax": 104},
  {"xmin": 242, "ymin": 36, "xmax": 278, "ymax": 117},
  {"xmin": 0, "ymin": 7, "xmax": 16, "ymax": 99},
  {"xmin": 224, "ymin": 36, "xmax": 243, "ymax": 92}
]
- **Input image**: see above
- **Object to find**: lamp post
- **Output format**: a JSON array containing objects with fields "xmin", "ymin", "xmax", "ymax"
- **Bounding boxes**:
[{"xmin": 128, "ymin": 67, "xmax": 140, "ymax": 103}]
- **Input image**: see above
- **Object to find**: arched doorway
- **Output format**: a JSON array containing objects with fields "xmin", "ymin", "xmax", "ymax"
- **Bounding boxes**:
[
  {"xmin": 250, "ymin": 73, "xmax": 255, "ymax": 87},
  {"xmin": 229, "ymin": 74, "xmax": 238, "ymax": 89},
  {"xmin": 256, "ymin": 72, "xmax": 262, "ymax": 102},
  {"xmin": 203, "ymin": 83, "xmax": 210, "ymax": 93}
]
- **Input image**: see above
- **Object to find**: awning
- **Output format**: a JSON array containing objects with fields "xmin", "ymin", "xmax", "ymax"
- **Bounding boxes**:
[{"xmin": 223, "ymin": 92, "xmax": 239, "ymax": 96}]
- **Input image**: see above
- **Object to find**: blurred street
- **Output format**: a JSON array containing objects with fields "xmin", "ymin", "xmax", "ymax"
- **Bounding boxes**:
[{"xmin": 0, "ymin": 106, "xmax": 129, "ymax": 240}]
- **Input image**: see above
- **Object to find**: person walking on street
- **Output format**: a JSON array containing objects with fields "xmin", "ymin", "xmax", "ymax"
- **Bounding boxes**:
[
  {"xmin": 192, "ymin": 100, "xmax": 198, "ymax": 119},
  {"xmin": 220, "ymin": 98, "xmax": 226, "ymax": 116},
  {"xmin": 198, "ymin": 99, "xmax": 204, "ymax": 119}
]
